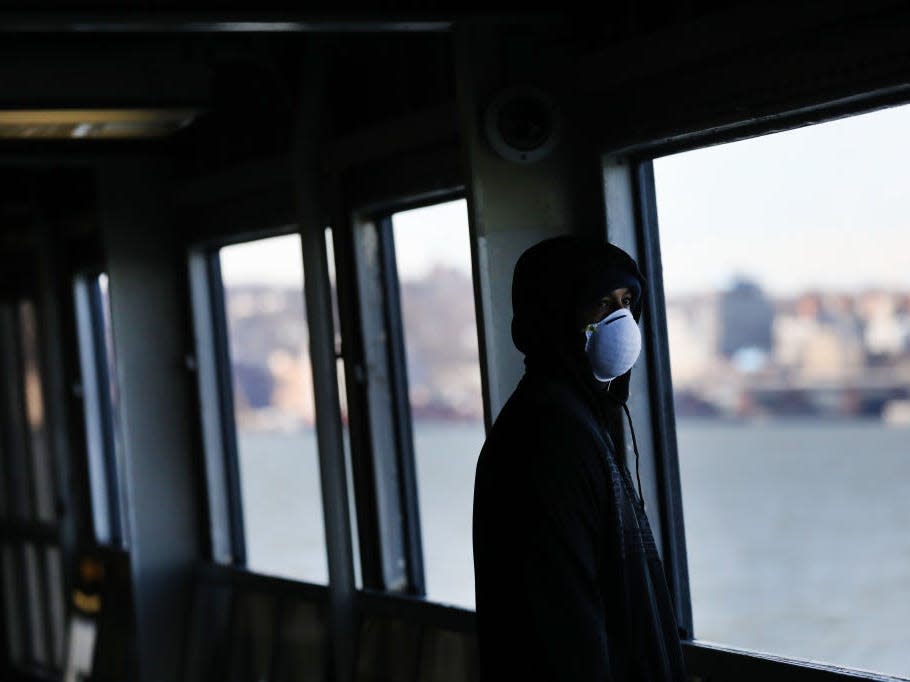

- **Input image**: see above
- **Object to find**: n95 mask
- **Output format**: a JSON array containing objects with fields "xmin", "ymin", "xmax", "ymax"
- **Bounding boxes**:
[{"xmin": 584, "ymin": 308, "xmax": 642, "ymax": 382}]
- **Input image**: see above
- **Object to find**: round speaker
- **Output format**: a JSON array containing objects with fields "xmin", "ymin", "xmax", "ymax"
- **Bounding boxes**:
[{"xmin": 483, "ymin": 86, "xmax": 561, "ymax": 164}]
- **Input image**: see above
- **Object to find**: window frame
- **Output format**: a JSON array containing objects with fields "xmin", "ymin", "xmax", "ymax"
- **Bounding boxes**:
[
  {"xmin": 633, "ymin": 161, "xmax": 693, "ymax": 634},
  {"xmin": 188, "ymin": 226, "xmax": 341, "ymax": 584},
  {"xmin": 385, "ymin": 197, "xmax": 487, "ymax": 609},
  {"xmin": 374, "ymin": 210, "xmax": 427, "ymax": 596},
  {"xmin": 73, "ymin": 273, "xmax": 127, "ymax": 548},
  {"xmin": 602, "ymin": 157, "xmax": 693, "ymax": 637},
  {"xmin": 334, "ymin": 188, "xmax": 482, "ymax": 601},
  {"xmin": 624, "ymin": 99, "xmax": 910, "ymax": 682},
  {"xmin": 336, "ymin": 206, "xmax": 426, "ymax": 595},
  {"xmin": 188, "ymin": 248, "xmax": 247, "ymax": 566}
]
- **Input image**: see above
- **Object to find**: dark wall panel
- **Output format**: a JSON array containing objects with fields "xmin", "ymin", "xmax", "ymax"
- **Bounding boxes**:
[{"xmin": 98, "ymin": 156, "xmax": 202, "ymax": 682}]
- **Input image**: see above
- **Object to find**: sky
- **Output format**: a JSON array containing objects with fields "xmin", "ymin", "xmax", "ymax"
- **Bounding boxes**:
[
  {"xmin": 218, "ymin": 199, "xmax": 471, "ymax": 286},
  {"xmin": 219, "ymin": 232, "xmax": 304, "ymax": 286},
  {"xmin": 653, "ymin": 103, "xmax": 910, "ymax": 297},
  {"xmin": 390, "ymin": 199, "xmax": 472, "ymax": 280},
  {"xmin": 219, "ymin": 103, "xmax": 910, "ymax": 296}
]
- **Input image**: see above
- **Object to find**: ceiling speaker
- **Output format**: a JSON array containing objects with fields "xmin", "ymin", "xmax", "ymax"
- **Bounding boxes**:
[{"xmin": 483, "ymin": 86, "xmax": 561, "ymax": 164}]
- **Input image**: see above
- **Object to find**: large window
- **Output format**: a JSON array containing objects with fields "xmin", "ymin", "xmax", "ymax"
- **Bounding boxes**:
[
  {"xmin": 202, "ymin": 233, "xmax": 328, "ymax": 584},
  {"xmin": 390, "ymin": 199, "xmax": 484, "ymax": 608},
  {"xmin": 653, "ymin": 104, "xmax": 910, "ymax": 677}
]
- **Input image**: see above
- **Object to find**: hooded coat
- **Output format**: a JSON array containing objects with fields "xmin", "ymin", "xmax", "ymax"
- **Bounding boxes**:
[{"xmin": 472, "ymin": 236, "xmax": 686, "ymax": 681}]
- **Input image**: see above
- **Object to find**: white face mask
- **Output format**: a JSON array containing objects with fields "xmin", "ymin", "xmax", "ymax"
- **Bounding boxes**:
[{"xmin": 584, "ymin": 308, "xmax": 642, "ymax": 382}]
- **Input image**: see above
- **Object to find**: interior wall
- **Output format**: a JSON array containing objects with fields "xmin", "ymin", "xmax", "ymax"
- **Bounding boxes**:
[
  {"xmin": 455, "ymin": 23, "xmax": 611, "ymax": 425},
  {"xmin": 98, "ymin": 156, "xmax": 203, "ymax": 682}
]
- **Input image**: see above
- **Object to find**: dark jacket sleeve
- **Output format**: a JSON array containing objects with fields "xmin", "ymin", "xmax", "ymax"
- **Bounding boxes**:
[{"xmin": 521, "ymin": 415, "xmax": 612, "ymax": 681}]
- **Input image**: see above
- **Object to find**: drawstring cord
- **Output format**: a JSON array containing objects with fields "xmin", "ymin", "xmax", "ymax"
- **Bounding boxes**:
[{"xmin": 621, "ymin": 402, "xmax": 646, "ymax": 512}]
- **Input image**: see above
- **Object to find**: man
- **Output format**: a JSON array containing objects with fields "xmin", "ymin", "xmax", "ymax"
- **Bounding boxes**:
[{"xmin": 473, "ymin": 236, "xmax": 685, "ymax": 681}]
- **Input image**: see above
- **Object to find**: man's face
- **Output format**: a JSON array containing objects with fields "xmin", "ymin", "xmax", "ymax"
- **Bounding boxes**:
[{"xmin": 578, "ymin": 287, "xmax": 634, "ymax": 331}]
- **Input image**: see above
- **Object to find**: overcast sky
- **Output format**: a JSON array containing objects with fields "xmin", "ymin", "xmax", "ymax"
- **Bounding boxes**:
[
  {"xmin": 220, "ymin": 103, "xmax": 910, "ymax": 297},
  {"xmin": 653, "ymin": 102, "xmax": 910, "ymax": 297},
  {"xmin": 218, "ymin": 199, "xmax": 471, "ymax": 286}
]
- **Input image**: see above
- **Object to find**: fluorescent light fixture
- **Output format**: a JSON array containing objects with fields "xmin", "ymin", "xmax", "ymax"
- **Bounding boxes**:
[{"xmin": 0, "ymin": 108, "xmax": 199, "ymax": 139}]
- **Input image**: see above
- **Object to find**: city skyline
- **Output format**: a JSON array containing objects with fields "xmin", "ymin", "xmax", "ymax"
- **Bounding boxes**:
[{"xmin": 223, "ymin": 264, "xmax": 910, "ymax": 427}]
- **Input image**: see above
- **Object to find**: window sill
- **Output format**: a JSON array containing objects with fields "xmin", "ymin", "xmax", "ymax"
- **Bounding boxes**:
[{"xmin": 682, "ymin": 640, "xmax": 909, "ymax": 682}]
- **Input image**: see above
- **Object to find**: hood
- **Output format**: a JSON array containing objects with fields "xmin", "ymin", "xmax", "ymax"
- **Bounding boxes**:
[{"xmin": 510, "ymin": 235, "xmax": 646, "ymax": 405}]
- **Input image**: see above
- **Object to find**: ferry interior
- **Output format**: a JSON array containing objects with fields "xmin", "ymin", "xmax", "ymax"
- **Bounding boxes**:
[{"xmin": 2, "ymin": 3, "xmax": 910, "ymax": 681}]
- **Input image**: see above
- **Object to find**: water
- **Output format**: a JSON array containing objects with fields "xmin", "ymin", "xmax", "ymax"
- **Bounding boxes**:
[
  {"xmin": 237, "ymin": 430, "xmax": 328, "ymax": 584},
  {"xmin": 238, "ymin": 419, "xmax": 910, "ymax": 679},
  {"xmin": 677, "ymin": 418, "xmax": 910, "ymax": 678},
  {"xmin": 411, "ymin": 422, "xmax": 485, "ymax": 608}
]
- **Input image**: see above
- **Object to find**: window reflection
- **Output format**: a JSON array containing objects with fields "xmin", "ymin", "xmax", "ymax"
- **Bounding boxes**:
[
  {"xmin": 18, "ymin": 302, "xmax": 55, "ymax": 523},
  {"xmin": 654, "ymin": 104, "xmax": 910, "ymax": 677}
]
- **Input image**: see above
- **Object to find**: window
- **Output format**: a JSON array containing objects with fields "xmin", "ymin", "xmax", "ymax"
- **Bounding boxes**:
[
  {"xmin": 389, "ymin": 199, "xmax": 484, "ymax": 608},
  {"xmin": 17, "ymin": 302, "xmax": 55, "ymax": 525},
  {"xmin": 652, "ymin": 104, "xmax": 910, "ymax": 678},
  {"xmin": 74, "ymin": 273, "xmax": 127, "ymax": 546},
  {"xmin": 0, "ymin": 299, "xmax": 66, "ymax": 672},
  {"xmin": 199, "ymin": 233, "xmax": 328, "ymax": 584}
]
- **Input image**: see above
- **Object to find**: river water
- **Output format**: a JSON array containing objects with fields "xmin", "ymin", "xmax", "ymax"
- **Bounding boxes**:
[{"xmin": 238, "ymin": 418, "xmax": 910, "ymax": 679}]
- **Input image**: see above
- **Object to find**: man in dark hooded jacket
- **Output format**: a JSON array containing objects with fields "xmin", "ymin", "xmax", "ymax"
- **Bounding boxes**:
[{"xmin": 473, "ymin": 236, "xmax": 686, "ymax": 681}]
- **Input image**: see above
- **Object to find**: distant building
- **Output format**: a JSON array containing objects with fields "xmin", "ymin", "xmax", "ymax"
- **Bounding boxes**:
[
  {"xmin": 799, "ymin": 326, "xmax": 864, "ymax": 380},
  {"xmin": 862, "ymin": 292, "xmax": 905, "ymax": 357},
  {"xmin": 719, "ymin": 278, "xmax": 774, "ymax": 357},
  {"xmin": 665, "ymin": 293, "xmax": 718, "ymax": 387}
]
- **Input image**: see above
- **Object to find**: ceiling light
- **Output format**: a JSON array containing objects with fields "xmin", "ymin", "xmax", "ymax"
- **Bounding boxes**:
[{"xmin": 0, "ymin": 108, "xmax": 199, "ymax": 139}]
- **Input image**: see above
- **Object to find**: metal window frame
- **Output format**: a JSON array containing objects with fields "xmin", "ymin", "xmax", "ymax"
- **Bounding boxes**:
[
  {"xmin": 602, "ymin": 156, "xmax": 693, "ymax": 637},
  {"xmin": 205, "ymin": 251, "xmax": 250, "ymax": 567},
  {"xmin": 375, "ymin": 212, "xmax": 425, "ymax": 596},
  {"xmin": 73, "ymin": 274, "xmax": 126, "ymax": 547},
  {"xmin": 338, "ymin": 211, "xmax": 424, "ymax": 595},
  {"xmin": 682, "ymin": 641, "xmax": 910, "ymax": 682},
  {"xmin": 631, "ymin": 161, "xmax": 693, "ymax": 637},
  {"xmin": 187, "ymin": 248, "xmax": 247, "ymax": 566},
  {"xmin": 321, "ymin": 224, "xmax": 362, "ymax": 590},
  {"xmin": 335, "ymin": 189, "xmax": 476, "ymax": 602}
]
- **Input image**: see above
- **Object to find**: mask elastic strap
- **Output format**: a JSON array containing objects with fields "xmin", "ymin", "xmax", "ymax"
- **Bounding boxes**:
[{"xmin": 621, "ymin": 402, "xmax": 646, "ymax": 512}]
